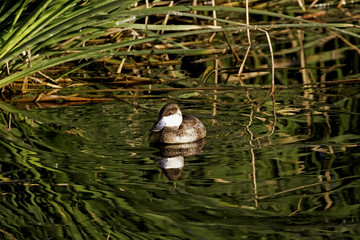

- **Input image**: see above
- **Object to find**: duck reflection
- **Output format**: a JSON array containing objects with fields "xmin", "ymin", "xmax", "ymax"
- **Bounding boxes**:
[{"xmin": 152, "ymin": 138, "xmax": 206, "ymax": 181}]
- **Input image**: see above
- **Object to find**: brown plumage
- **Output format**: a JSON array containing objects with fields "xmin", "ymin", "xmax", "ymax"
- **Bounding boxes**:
[{"xmin": 149, "ymin": 103, "xmax": 206, "ymax": 144}]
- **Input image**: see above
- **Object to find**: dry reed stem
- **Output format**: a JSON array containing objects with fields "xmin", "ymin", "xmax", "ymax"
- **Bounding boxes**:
[
  {"xmin": 29, "ymin": 77, "xmax": 61, "ymax": 89},
  {"xmin": 7, "ymin": 112, "xmax": 11, "ymax": 130},
  {"xmin": 208, "ymin": 0, "xmax": 217, "ymax": 43},
  {"xmin": 248, "ymin": 111, "xmax": 259, "ymax": 208},
  {"xmin": 236, "ymin": 0, "xmax": 275, "ymax": 94},
  {"xmin": 298, "ymin": 28, "xmax": 310, "ymax": 85},
  {"xmin": 6, "ymin": 62, "xmax": 10, "ymax": 75},
  {"xmin": 222, "ymin": 32, "xmax": 240, "ymax": 63},
  {"xmin": 257, "ymin": 175, "xmax": 357, "ymax": 200},
  {"xmin": 288, "ymin": 193, "xmax": 306, "ymax": 216},
  {"xmin": 11, "ymin": 95, "xmax": 113, "ymax": 103},
  {"xmin": 237, "ymin": 0, "xmax": 251, "ymax": 79},
  {"xmin": 144, "ymin": 0, "xmax": 149, "ymax": 32},
  {"xmin": 297, "ymin": 0, "xmax": 306, "ymax": 11},
  {"xmin": 160, "ymin": 1, "xmax": 173, "ymax": 35},
  {"xmin": 117, "ymin": 30, "xmax": 136, "ymax": 74},
  {"xmin": 264, "ymin": 30, "xmax": 275, "ymax": 94},
  {"xmin": 37, "ymin": 71, "xmax": 57, "ymax": 83},
  {"xmin": 268, "ymin": 93, "xmax": 276, "ymax": 137},
  {"xmin": 328, "ymin": 29, "xmax": 360, "ymax": 55}
]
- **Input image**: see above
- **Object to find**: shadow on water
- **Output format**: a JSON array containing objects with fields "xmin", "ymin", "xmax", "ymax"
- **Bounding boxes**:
[{"xmin": 0, "ymin": 82, "xmax": 359, "ymax": 239}]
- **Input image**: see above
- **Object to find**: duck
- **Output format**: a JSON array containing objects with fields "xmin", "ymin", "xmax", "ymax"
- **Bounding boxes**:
[{"xmin": 149, "ymin": 103, "xmax": 206, "ymax": 144}]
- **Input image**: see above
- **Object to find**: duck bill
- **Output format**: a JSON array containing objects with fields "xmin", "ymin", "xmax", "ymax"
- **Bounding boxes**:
[{"xmin": 151, "ymin": 118, "xmax": 165, "ymax": 132}]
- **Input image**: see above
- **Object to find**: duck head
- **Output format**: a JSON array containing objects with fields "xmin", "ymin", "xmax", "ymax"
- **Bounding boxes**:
[{"xmin": 151, "ymin": 103, "xmax": 183, "ymax": 132}]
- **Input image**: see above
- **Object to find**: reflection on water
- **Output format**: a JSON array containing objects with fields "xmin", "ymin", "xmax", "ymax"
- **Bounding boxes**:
[
  {"xmin": 0, "ymin": 85, "xmax": 359, "ymax": 239},
  {"xmin": 152, "ymin": 139, "xmax": 206, "ymax": 181}
]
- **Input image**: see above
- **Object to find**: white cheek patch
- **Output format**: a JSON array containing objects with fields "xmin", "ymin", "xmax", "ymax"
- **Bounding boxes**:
[
  {"xmin": 158, "ymin": 156, "xmax": 184, "ymax": 169},
  {"xmin": 162, "ymin": 113, "xmax": 182, "ymax": 128}
]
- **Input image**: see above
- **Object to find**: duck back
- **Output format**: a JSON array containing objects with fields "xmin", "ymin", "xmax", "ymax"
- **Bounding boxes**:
[{"xmin": 149, "ymin": 115, "xmax": 206, "ymax": 144}]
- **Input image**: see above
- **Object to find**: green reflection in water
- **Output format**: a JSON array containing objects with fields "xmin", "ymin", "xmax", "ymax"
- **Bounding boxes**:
[{"xmin": 0, "ymin": 85, "xmax": 360, "ymax": 239}]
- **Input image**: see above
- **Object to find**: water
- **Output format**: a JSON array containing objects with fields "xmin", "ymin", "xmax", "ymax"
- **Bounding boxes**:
[{"xmin": 0, "ymin": 84, "xmax": 359, "ymax": 239}]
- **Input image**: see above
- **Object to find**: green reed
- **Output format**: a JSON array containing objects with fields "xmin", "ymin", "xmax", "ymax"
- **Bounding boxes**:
[{"xmin": 0, "ymin": 0, "xmax": 359, "ymax": 89}]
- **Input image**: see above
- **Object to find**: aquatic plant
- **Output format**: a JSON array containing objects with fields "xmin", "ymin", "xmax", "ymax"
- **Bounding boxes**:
[{"xmin": 0, "ymin": 0, "xmax": 359, "ymax": 94}]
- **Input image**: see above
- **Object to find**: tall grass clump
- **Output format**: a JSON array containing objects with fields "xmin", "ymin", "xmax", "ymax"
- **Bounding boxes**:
[{"xmin": 0, "ymin": 0, "xmax": 139, "ymax": 88}]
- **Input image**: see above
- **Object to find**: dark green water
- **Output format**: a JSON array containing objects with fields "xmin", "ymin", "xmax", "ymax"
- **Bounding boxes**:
[{"xmin": 0, "ymin": 84, "xmax": 359, "ymax": 239}]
